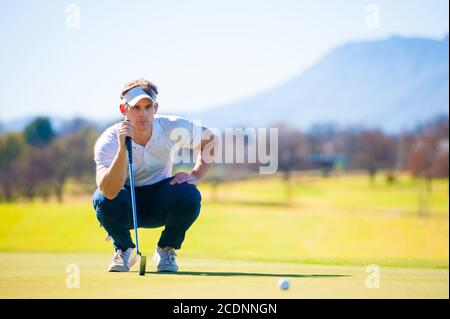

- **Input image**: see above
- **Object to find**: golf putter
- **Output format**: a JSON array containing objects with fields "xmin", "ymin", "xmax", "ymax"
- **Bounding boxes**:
[{"xmin": 124, "ymin": 118, "xmax": 147, "ymax": 276}]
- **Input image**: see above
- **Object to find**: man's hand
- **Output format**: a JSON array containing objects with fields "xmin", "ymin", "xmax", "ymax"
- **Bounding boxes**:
[
  {"xmin": 170, "ymin": 172, "xmax": 200, "ymax": 185},
  {"xmin": 117, "ymin": 120, "xmax": 134, "ymax": 150}
]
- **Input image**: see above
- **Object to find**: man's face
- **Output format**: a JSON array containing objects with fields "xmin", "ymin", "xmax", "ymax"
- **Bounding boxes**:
[{"xmin": 123, "ymin": 98, "xmax": 158, "ymax": 131}]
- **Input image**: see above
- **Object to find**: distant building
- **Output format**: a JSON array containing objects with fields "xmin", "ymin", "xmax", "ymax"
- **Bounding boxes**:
[{"xmin": 303, "ymin": 154, "xmax": 348, "ymax": 173}]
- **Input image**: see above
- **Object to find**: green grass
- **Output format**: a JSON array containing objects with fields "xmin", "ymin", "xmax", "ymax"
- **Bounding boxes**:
[
  {"xmin": 215, "ymin": 173, "xmax": 449, "ymax": 217},
  {"xmin": 0, "ymin": 197, "xmax": 448, "ymax": 268},
  {"xmin": 0, "ymin": 174, "xmax": 448, "ymax": 268},
  {"xmin": 0, "ymin": 173, "xmax": 448, "ymax": 298},
  {"xmin": 0, "ymin": 252, "xmax": 448, "ymax": 298}
]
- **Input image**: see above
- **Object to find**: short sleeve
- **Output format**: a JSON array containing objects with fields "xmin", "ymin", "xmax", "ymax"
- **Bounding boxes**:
[
  {"xmin": 162, "ymin": 116, "xmax": 204, "ymax": 149},
  {"xmin": 94, "ymin": 125, "xmax": 120, "ymax": 170}
]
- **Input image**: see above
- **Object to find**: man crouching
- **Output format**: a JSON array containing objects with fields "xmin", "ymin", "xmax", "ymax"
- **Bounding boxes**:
[{"xmin": 92, "ymin": 78, "xmax": 218, "ymax": 272}]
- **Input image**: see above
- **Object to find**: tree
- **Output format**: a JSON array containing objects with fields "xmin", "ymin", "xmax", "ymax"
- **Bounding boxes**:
[
  {"xmin": 406, "ymin": 116, "xmax": 449, "ymax": 216},
  {"xmin": 51, "ymin": 125, "xmax": 98, "ymax": 201},
  {"xmin": 351, "ymin": 130, "xmax": 396, "ymax": 183},
  {"xmin": 23, "ymin": 117, "xmax": 55, "ymax": 146},
  {"xmin": 18, "ymin": 146, "xmax": 54, "ymax": 201},
  {"xmin": 0, "ymin": 133, "xmax": 27, "ymax": 201},
  {"xmin": 407, "ymin": 116, "xmax": 449, "ymax": 185},
  {"xmin": 276, "ymin": 123, "xmax": 309, "ymax": 204}
]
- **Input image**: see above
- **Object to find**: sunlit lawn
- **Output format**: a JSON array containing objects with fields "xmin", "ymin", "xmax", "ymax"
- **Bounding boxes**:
[{"xmin": 0, "ymin": 173, "xmax": 448, "ymax": 269}]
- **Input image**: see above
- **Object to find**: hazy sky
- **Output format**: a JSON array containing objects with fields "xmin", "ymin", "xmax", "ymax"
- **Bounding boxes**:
[{"xmin": 0, "ymin": 0, "xmax": 448, "ymax": 121}]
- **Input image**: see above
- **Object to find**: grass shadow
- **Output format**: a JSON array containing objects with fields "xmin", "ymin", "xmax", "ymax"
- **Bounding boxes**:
[{"xmin": 131, "ymin": 270, "xmax": 350, "ymax": 278}]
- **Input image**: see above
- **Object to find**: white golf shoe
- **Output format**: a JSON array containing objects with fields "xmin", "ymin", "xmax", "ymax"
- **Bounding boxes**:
[
  {"xmin": 108, "ymin": 248, "xmax": 137, "ymax": 272},
  {"xmin": 153, "ymin": 246, "xmax": 179, "ymax": 272}
]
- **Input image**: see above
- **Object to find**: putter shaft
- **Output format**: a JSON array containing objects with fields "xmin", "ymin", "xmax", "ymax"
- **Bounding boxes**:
[{"xmin": 125, "ymin": 136, "xmax": 141, "ymax": 255}]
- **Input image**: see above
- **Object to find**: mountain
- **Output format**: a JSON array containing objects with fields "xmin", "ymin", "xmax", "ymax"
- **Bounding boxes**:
[
  {"xmin": 192, "ymin": 35, "xmax": 449, "ymax": 132},
  {"xmin": 2, "ymin": 35, "xmax": 448, "ymax": 135}
]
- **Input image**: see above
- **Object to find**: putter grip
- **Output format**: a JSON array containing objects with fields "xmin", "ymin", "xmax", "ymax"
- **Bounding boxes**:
[{"xmin": 125, "ymin": 136, "xmax": 133, "ymax": 163}]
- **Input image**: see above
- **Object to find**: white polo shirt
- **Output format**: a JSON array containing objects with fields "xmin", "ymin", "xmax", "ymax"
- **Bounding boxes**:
[{"xmin": 94, "ymin": 114, "xmax": 203, "ymax": 187}]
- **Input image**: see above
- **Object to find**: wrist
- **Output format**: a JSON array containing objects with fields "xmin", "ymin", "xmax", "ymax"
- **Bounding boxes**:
[
  {"xmin": 191, "ymin": 171, "xmax": 202, "ymax": 184},
  {"xmin": 119, "ymin": 144, "xmax": 127, "ymax": 154}
]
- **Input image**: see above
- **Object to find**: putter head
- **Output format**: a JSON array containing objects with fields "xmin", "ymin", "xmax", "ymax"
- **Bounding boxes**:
[{"xmin": 139, "ymin": 255, "xmax": 146, "ymax": 276}]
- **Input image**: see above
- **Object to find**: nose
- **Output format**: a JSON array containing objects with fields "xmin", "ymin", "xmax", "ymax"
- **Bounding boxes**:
[
  {"xmin": 136, "ymin": 109, "xmax": 151, "ymax": 121},
  {"xmin": 138, "ymin": 108, "xmax": 148, "ymax": 117}
]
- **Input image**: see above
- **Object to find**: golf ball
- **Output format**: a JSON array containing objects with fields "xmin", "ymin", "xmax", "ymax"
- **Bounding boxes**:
[{"xmin": 278, "ymin": 278, "xmax": 290, "ymax": 290}]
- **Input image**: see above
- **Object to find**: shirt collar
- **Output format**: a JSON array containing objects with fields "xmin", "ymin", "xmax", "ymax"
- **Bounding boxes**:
[
  {"xmin": 127, "ymin": 117, "xmax": 162, "ymax": 149},
  {"xmin": 149, "ymin": 117, "xmax": 162, "ymax": 146}
]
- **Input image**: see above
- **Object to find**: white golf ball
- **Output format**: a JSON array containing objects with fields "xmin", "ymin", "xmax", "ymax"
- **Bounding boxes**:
[{"xmin": 278, "ymin": 278, "xmax": 290, "ymax": 290}]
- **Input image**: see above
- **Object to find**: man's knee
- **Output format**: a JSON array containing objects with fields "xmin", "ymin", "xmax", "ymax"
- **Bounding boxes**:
[
  {"xmin": 93, "ymin": 188, "xmax": 131, "ymax": 220},
  {"xmin": 174, "ymin": 183, "xmax": 201, "ymax": 203},
  {"xmin": 171, "ymin": 183, "xmax": 202, "ymax": 217}
]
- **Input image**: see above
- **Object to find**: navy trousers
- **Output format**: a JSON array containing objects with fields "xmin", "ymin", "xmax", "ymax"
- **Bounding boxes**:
[{"xmin": 92, "ymin": 176, "xmax": 201, "ymax": 251}]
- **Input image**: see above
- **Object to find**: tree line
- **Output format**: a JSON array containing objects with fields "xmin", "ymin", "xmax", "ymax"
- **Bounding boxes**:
[
  {"xmin": 208, "ymin": 115, "xmax": 448, "ymax": 185},
  {"xmin": 0, "ymin": 115, "xmax": 448, "ymax": 202},
  {"xmin": 0, "ymin": 118, "xmax": 98, "ymax": 202}
]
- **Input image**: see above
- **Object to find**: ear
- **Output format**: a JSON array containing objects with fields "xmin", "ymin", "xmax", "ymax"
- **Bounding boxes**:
[
  {"xmin": 119, "ymin": 104, "xmax": 126, "ymax": 115},
  {"xmin": 154, "ymin": 103, "xmax": 159, "ymax": 114}
]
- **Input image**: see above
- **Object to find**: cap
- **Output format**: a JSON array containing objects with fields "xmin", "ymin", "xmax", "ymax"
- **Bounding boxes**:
[{"xmin": 122, "ymin": 86, "xmax": 157, "ymax": 106}]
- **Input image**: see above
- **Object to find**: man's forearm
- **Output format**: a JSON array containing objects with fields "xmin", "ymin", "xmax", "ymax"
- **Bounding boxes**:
[
  {"xmin": 99, "ymin": 147, "xmax": 128, "ymax": 199},
  {"xmin": 191, "ymin": 135, "xmax": 218, "ymax": 182},
  {"xmin": 191, "ymin": 155, "xmax": 213, "ymax": 182}
]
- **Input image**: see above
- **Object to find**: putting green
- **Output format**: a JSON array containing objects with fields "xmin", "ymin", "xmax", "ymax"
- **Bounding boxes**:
[{"xmin": 0, "ymin": 252, "xmax": 448, "ymax": 298}]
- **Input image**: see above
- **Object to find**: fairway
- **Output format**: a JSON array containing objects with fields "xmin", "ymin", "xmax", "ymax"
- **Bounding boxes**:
[
  {"xmin": 0, "ymin": 174, "xmax": 448, "ymax": 298},
  {"xmin": 0, "ymin": 252, "xmax": 448, "ymax": 298}
]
